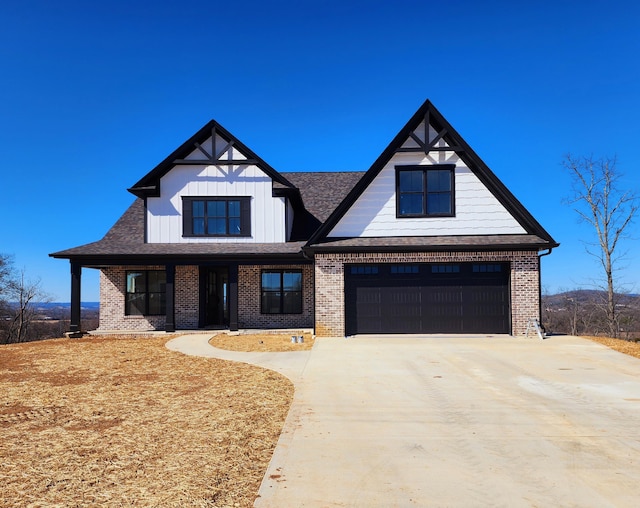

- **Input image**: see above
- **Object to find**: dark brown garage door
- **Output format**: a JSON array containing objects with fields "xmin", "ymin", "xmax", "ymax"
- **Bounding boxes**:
[{"xmin": 344, "ymin": 263, "xmax": 510, "ymax": 335}]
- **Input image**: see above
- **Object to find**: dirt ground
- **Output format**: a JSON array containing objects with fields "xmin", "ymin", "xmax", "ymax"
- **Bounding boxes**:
[
  {"xmin": 0, "ymin": 335, "xmax": 293, "ymax": 507},
  {"xmin": 1, "ymin": 332, "xmax": 637, "ymax": 507}
]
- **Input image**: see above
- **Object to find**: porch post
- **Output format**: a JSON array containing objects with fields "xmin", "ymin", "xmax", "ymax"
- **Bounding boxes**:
[
  {"xmin": 70, "ymin": 261, "xmax": 82, "ymax": 335},
  {"xmin": 229, "ymin": 263, "xmax": 238, "ymax": 331},
  {"xmin": 165, "ymin": 263, "xmax": 175, "ymax": 332}
]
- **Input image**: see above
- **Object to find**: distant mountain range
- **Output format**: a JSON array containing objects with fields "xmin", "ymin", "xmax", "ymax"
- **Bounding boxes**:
[
  {"xmin": 543, "ymin": 290, "xmax": 639, "ymax": 307},
  {"xmin": 35, "ymin": 302, "xmax": 100, "ymax": 310},
  {"xmin": 1, "ymin": 302, "xmax": 99, "ymax": 320}
]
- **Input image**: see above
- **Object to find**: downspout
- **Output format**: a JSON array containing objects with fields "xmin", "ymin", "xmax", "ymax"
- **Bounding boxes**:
[{"xmin": 538, "ymin": 248, "xmax": 553, "ymax": 329}]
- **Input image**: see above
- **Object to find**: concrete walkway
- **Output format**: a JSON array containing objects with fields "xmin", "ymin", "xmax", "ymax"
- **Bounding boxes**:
[
  {"xmin": 167, "ymin": 334, "xmax": 640, "ymax": 508},
  {"xmin": 165, "ymin": 333, "xmax": 312, "ymax": 382}
]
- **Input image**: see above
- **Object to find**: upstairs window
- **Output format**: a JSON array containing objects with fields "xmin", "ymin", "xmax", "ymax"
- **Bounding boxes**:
[
  {"xmin": 183, "ymin": 197, "xmax": 251, "ymax": 237},
  {"xmin": 396, "ymin": 165, "xmax": 455, "ymax": 217},
  {"xmin": 126, "ymin": 270, "xmax": 166, "ymax": 316}
]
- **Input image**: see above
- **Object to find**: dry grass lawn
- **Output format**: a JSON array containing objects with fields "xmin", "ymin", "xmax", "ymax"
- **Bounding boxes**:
[
  {"xmin": 585, "ymin": 335, "xmax": 640, "ymax": 359},
  {"xmin": 209, "ymin": 332, "xmax": 314, "ymax": 352},
  {"xmin": 0, "ymin": 335, "xmax": 294, "ymax": 507},
  {"xmin": 2, "ymin": 331, "xmax": 636, "ymax": 506}
]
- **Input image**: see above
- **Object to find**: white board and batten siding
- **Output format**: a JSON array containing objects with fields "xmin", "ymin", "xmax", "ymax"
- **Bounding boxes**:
[
  {"xmin": 328, "ymin": 122, "xmax": 527, "ymax": 238},
  {"xmin": 146, "ymin": 134, "xmax": 287, "ymax": 243}
]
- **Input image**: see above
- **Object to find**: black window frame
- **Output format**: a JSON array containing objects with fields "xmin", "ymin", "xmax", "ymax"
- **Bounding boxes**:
[
  {"xmin": 396, "ymin": 164, "xmax": 455, "ymax": 218},
  {"xmin": 125, "ymin": 270, "xmax": 166, "ymax": 316},
  {"xmin": 390, "ymin": 264, "xmax": 419, "ymax": 274},
  {"xmin": 260, "ymin": 269, "xmax": 303, "ymax": 315},
  {"xmin": 182, "ymin": 196, "xmax": 251, "ymax": 237},
  {"xmin": 349, "ymin": 265, "xmax": 380, "ymax": 275},
  {"xmin": 430, "ymin": 264, "xmax": 461, "ymax": 274}
]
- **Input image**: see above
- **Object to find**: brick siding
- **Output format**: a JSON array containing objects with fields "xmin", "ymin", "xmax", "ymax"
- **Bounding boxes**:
[
  {"xmin": 98, "ymin": 263, "xmax": 313, "ymax": 332},
  {"xmin": 314, "ymin": 251, "xmax": 540, "ymax": 337},
  {"xmin": 238, "ymin": 264, "xmax": 314, "ymax": 329},
  {"xmin": 98, "ymin": 266, "xmax": 167, "ymax": 332},
  {"xmin": 98, "ymin": 253, "xmax": 539, "ymax": 335}
]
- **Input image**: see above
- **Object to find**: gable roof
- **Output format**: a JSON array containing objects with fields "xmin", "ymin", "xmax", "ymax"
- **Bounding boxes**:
[
  {"xmin": 305, "ymin": 99, "xmax": 558, "ymax": 249},
  {"xmin": 128, "ymin": 119, "xmax": 296, "ymax": 198},
  {"xmin": 50, "ymin": 172, "xmax": 364, "ymax": 262}
]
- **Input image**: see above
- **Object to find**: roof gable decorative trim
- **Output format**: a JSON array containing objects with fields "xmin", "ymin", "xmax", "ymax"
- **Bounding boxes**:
[
  {"xmin": 305, "ymin": 99, "xmax": 558, "ymax": 248},
  {"xmin": 128, "ymin": 120, "xmax": 295, "ymax": 198}
]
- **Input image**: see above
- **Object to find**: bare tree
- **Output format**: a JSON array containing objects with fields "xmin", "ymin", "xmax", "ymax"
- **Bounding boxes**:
[
  {"xmin": 563, "ymin": 155, "xmax": 638, "ymax": 338},
  {"xmin": 0, "ymin": 253, "xmax": 14, "ymax": 322},
  {"xmin": 0, "ymin": 255, "xmax": 51, "ymax": 344}
]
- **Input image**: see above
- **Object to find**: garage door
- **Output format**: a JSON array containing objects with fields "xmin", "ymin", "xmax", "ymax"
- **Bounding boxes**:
[{"xmin": 344, "ymin": 263, "xmax": 510, "ymax": 335}]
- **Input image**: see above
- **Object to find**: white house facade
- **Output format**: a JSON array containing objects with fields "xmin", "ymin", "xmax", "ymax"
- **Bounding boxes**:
[{"xmin": 51, "ymin": 100, "xmax": 558, "ymax": 337}]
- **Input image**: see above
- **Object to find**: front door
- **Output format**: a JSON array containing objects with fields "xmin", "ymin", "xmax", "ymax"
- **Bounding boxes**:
[{"xmin": 201, "ymin": 267, "xmax": 229, "ymax": 327}]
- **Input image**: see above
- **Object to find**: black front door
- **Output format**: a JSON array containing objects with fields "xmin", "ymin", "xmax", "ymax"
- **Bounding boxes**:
[{"xmin": 201, "ymin": 267, "xmax": 229, "ymax": 327}]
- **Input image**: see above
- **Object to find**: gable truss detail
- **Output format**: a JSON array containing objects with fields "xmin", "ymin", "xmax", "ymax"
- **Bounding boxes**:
[
  {"xmin": 397, "ymin": 110, "xmax": 463, "ymax": 154},
  {"xmin": 172, "ymin": 126, "xmax": 259, "ymax": 166}
]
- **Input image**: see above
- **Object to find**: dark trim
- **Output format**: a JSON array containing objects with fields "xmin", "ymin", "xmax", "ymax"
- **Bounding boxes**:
[
  {"xmin": 70, "ymin": 262, "xmax": 81, "ymax": 334},
  {"xmin": 143, "ymin": 197, "xmax": 148, "ymax": 244},
  {"xmin": 165, "ymin": 264, "xmax": 175, "ymax": 332},
  {"xmin": 273, "ymin": 187, "xmax": 304, "ymax": 209},
  {"xmin": 198, "ymin": 267, "xmax": 206, "ymax": 328},
  {"xmin": 305, "ymin": 99, "xmax": 558, "ymax": 248},
  {"xmin": 228, "ymin": 263, "xmax": 239, "ymax": 331},
  {"xmin": 171, "ymin": 159, "xmax": 259, "ymax": 165},
  {"xmin": 304, "ymin": 242, "xmax": 551, "ymax": 255},
  {"xmin": 51, "ymin": 253, "xmax": 311, "ymax": 268},
  {"xmin": 125, "ymin": 270, "xmax": 167, "ymax": 316},
  {"xmin": 128, "ymin": 120, "xmax": 295, "ymax": 198},
  {"xmin": 395, "ymin": 164, "xmax": 455, "ymax": 218},
  {"xmin": 260, "ymin": 269, "xmax": 304, "ymax": 315},
  {"xmin": 182, "ymin": 196, "xmax": 252, "ymax": 238}
]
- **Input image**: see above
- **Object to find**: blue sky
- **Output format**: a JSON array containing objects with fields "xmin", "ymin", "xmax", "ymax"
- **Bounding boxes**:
[{"xmin": 1, "ymin": 0, "xmax": 638, "ymax": 301}]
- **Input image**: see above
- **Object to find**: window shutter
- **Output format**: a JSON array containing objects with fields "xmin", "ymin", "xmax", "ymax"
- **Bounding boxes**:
[
  {"xmin": 182, "ymin": 198, "xmax": 193, "ymax": 236},
  {"xmin": 241, "ymin": 198, "xmax": 251, "ymax": 236}
]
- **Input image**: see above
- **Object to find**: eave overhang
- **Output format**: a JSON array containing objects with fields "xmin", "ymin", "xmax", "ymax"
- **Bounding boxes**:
[
  {"xmin": 303, "ymin": 235, "xmax": 559, "ymax": 256},
  {"xmin": 49, "ymin": 250, "xmax": 309, "ymax": 268}
]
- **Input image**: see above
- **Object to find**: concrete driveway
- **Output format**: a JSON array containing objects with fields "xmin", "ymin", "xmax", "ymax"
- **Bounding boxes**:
[{"xmin": 168, "ymin": 334, "xmax": 640, "ymax": 507}]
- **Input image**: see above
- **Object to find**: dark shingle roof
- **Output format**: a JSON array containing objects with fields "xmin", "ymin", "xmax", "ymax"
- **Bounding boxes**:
[
  {"xmin": 281, "ymin": 171, "xmax": 364, "ymax": 223},
  {"xmin": 305, "ymin": 234, "xmax": 554, "ymax": 252},
  {"xmin": 50, "ymin": 172, "xmax": 364, "ymax": 260}
]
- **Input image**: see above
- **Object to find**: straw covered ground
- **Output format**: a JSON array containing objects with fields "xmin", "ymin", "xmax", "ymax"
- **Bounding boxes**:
[
  {"xmin": 585, "ymin": 335, "xmax": 640, "ymax": 359},
  {"xmin": 209, "ymin": 332, "xmax": 314, "ymax": 352},
  {"xmin": 0, "ymin": 335, "xmax": 294, "ymax": 507},
  {"xmin": 2, "ymin": 331, "xmax": 637, "ymax": 507}
]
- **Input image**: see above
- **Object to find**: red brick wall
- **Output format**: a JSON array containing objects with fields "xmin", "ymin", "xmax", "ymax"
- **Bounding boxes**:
[
  {"xmin": 238, "ymin": 264, "xmax": 314, "ymax": 329},
  {"xmin": 98, "ymin": 263, "xmax": 313, "ymax": 332},
  {"xmin": 98, "ymin": 266, "xmax": 167, "ymax": 331},
  {"xmin": 314, "ymin": 251, "xmax": 540, "ymax": 337}
]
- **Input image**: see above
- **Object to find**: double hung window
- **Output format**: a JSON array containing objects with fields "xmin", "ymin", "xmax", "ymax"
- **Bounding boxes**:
[{"xmin": 396, "ymin": 165, "xmax": 455, "ymax": 217}]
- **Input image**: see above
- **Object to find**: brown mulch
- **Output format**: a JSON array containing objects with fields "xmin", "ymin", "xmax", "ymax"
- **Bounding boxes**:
[
  {"xmin": 209, "ymin": 332, "xmax": 314, "ymax": 352},
  {"xmin": 584, "ymin": 335, "xmax": 640, "ymax": 359},
  {"xmin": 0, "ymin": 335, "xmax": 294, "ymax": 507}
]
